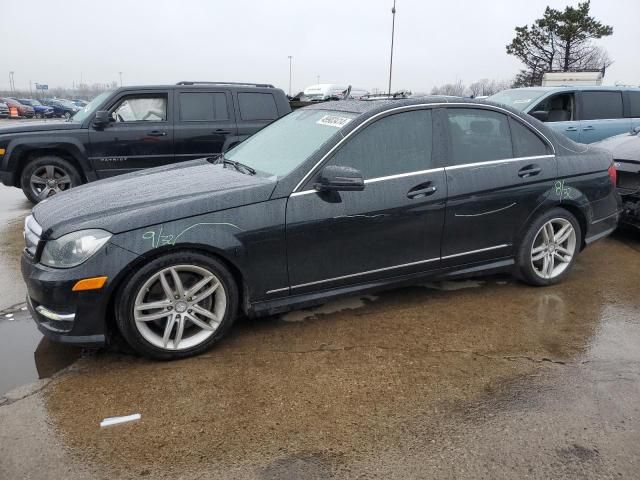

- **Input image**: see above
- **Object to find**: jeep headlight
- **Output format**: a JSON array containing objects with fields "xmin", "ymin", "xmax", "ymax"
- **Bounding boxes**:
[{"xmin": 41, "ymin": 229, "xmax": 112, "ymax": 268}]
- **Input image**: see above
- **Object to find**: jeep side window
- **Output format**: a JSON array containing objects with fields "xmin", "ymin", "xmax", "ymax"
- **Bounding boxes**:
[
  {"xmin": 530, "ymin": 93, "xmax": 575, "ymax": 122},
  {"xmin": 238, "ymin": 93, "xmax": 278, "ymax": 121},
  {"xmin": 179, "ymin": 92, "xmax": 229, "ymax": 122},
  {"xmin": 112, "ymin": 96, "xmax": 167, "ymax": 122}
]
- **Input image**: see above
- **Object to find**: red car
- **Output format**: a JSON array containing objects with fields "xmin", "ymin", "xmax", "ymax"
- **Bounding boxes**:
[{"xmin": 0, "ymin": 97, "xmax": 35, "ymax": 118}]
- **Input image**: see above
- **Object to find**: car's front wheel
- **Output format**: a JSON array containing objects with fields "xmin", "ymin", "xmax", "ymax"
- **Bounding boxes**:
[
  {"xmin": 115, "ymin": 251, "xmax": 239, "ymax": 360},
  {"xmin": 516, "ymin": 208, "xmax": 581, "ymax": 286}
]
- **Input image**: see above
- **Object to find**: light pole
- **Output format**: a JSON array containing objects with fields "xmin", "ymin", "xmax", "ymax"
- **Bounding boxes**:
[
  {"xmin": 387, "ymin": 0, "xmax": 397, "ymax": 96},
  {"xmin": 9, "ymin": 71, "xmax": 15, "ymax": 93},
  {"xmin": 119, "ymin": 71, "xmax": 123, "ymax": 87},
  {"xmin": 287, "ymin": 56, "xmax": 293, "ymax": 96},
  {"xmin": 316, "ymin": 75, "xmax": 320, "ymax": 85}
]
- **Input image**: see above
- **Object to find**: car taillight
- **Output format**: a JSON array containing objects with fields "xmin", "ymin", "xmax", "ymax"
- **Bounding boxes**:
[
  {"xmin": 608, "ymin": 162, "xmax": 617, "ymax": 186},
  {"xmin": 9, "ymin": 107, "xmax": 18, "ymax": 117}
]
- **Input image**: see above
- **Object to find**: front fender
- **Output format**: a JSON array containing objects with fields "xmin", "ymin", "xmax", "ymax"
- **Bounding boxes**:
[{"xmin": 3, "ymin": 134, "xmax": 93, "ymax": 181}]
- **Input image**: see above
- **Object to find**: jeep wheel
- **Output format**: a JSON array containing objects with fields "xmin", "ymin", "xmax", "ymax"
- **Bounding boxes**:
[{"xmin": 20, "ymin": 156, "xmax": 82, "ymax": 204}]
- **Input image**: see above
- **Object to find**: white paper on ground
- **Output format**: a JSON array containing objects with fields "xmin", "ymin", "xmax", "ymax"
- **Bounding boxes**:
[{"xmin": 100, "ymin": 413, "xmax": 141, "ymax": 427}]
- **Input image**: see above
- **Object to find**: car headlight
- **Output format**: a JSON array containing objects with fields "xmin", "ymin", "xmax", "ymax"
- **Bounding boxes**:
[{"xmin": 41, "ymin": 229, "xmax": 112, "ymax": 268}]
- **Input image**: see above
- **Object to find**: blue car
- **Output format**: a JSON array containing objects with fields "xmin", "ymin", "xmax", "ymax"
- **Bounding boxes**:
[
  {"xmin": 488, "ymin": 86, "xmax": 640, "ymax": 143},
  {"xmin": 17, "ymin": 99, "xmax": 54, "ymax": 119}
]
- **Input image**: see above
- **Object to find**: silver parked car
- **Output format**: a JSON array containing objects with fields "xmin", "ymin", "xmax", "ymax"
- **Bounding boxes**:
[{"xmin": 594, "ymin": 127, "xmax": 640, "ymax": 229}]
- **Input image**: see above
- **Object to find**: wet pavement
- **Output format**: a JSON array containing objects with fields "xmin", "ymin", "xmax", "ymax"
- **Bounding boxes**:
[{"xmin": 0, "ymin": 184, "xmax": 639, "ymax": 479}]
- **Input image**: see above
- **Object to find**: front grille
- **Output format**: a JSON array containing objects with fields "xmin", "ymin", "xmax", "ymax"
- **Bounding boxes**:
[{"xmin": 24, "ymin": 215, "xmax": 42, "ymax": 257}]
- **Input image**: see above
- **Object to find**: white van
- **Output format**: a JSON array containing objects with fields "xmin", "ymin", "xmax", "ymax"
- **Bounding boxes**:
[{"xmin": 303, "ymin": 84, "xmax": 369, "ymax": 101}]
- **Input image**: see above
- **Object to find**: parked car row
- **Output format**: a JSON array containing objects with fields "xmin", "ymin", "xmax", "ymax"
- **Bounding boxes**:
[{"xmin": 0, "ymin": 96, "xmax": 84, "ymax": 119}]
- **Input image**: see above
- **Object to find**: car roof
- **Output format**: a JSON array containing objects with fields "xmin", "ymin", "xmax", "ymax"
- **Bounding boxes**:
[
  {"xmin": 114, "ymin": 83, "xmax": 283, "ymax": 93},
  {"xmin": 498, "ymin": 85, "xmax": 640, "ymax": 93},
  {"xmin": 302, "ymin": 95, "xmax": 518, "ymax": 115}
]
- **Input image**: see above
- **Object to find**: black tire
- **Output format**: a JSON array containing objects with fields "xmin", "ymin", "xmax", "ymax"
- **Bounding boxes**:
[
  {"xmin": 115, "ymin": 251, "xmax": 239, "ymax": 360},
  {"xmin": 516, "ymin": 207, "xmax": 582, "ymax": 286},
  {"xmin": 20, "ymin": 155, "xmax": 82, "ymax": 204}
]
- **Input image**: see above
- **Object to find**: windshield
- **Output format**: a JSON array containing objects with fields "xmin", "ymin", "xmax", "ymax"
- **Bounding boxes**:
[
  {"xmin": 487, "ymin": 89, "xmax": 547, "ymax": 111},
  {"xmin": 69, "ymin": 91, "xmax": 112, "ymax": 123},
  {"xmin": 225, "ymin": 109, "xmax": 359, "ymax": 177}
]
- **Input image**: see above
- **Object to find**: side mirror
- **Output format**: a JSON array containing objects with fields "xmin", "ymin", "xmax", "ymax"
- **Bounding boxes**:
[
  {"xmin": 314, "ymin": 165, "xmax": 365, "ymax": 192},
  {"xmin": 530, "ymin": 110, "xmax": 549, "ymax": 122},
  {"xmin": 93, "ymin": 110, "xmax": 112, "ymax": 128}
]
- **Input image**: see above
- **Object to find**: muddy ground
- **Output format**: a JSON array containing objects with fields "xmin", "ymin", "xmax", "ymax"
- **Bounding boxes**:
[{"xmin": 0, "ymin": 185, "xmax": 639, "ymax": 479}]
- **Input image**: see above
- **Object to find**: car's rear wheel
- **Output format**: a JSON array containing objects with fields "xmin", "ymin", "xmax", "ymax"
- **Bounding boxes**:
[
  {"xmin": 516, "ymin": 208, "xmax": 581, "ymax": 286},
  {"xmin": 115, "ymin": 251, "xmax": 239, "ymax": 360},
  {"xmin": 20, "ymin": 156, "xmax": 82, "ymax": 203}
]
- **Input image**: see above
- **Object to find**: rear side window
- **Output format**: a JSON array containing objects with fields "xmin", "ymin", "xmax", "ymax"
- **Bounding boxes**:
[
  {"xmin": 581, "ymin": 91, "xmax": 623, "ymax": 120},
  {"xmin": 447, "ymin": 108, "xmax": 513, "ymax": 165},
  {"xmin": 629, "ymin": 92, "xmax": 640, "ymax": 117},
  {"xmin": 179, "ymin": 92, "xmax": 228, "ymax": 121},
  {"xmin": 238, "ymin": 92, "xmax": 278, "ymax": 121},
  {"xmin": 509, "ymin": 118, "xmax": 550, "ymax": 157},
  {"xmin": 326, "ymin": 109, "xmax": 433, "ymax": 179}
]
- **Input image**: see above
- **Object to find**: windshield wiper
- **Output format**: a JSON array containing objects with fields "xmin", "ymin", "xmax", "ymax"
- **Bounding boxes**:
[{"xmin": 213, "ymin": 154, "xmax": 256, "ymax": 175}]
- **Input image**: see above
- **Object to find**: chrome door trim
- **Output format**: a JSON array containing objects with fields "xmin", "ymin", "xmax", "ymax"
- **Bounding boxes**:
[
  {"xmin": 440, "ymin": 244, "xmax": 510, "ymax": 260},
  {"xmin": 270, "ymin": 243, "xmax": 511, "ymax": 293},
  {"xmin": 290, "ymin": 257, "xmax": 440, "ymax": 290},
  {"xmin": 292, "ymin": 101, "xmax": 556, "ymax": 193}
]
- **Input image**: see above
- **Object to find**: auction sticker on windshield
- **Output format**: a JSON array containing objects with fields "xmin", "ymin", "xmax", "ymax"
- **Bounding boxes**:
[{"xmin": 317, "ymin": 114, "xmax": 353, "ymax": 128}]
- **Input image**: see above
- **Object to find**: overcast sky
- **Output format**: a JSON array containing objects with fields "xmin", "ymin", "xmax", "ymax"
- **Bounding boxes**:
[{"xmin": 2, "ymin": 0, "xmax": 638, "ymax": 94}]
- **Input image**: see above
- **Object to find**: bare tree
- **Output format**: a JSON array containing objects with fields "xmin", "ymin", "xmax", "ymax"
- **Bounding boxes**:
[{"xmin": 431, "ymin": 80, "xmax": 466, "ymax": 96}]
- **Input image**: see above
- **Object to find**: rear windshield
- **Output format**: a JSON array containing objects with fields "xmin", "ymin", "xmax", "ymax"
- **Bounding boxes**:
[{"xmin": 488, "ymin": 89, "xmax": 547, "ymax": 111}]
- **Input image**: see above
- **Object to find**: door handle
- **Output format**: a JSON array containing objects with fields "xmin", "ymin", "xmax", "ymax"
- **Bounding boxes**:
[
  {"xmin": 147, "ymin": 130, "xmax": 167, "ymax": 137},
  {"xmin": 565, "ymin": 126, "xmax": 578, "ymax": 132},
  {"xmin": 407, "ymin": 183, "xmax": 437, "ymax": 199},
  {"xmin": 518, "ymin": 164, "xmax": 542, "ymax": 178},
  {"xmin": 213, "ymin": 129, "xmax": 231, "ymax": 134},
  {"xmin": 582, "ymin": 126, "xmax": 595, "ymax": 131}
]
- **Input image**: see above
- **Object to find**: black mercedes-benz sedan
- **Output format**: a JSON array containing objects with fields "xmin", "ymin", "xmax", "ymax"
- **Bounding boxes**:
[{"xmin": 21, "ymin": 97, "xmax": 621, "ymax": 359}]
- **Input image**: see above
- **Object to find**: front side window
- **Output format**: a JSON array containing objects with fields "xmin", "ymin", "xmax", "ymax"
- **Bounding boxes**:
[
  {"xmin": 238, "ymin": 92, "xmax": 278, "ymax": 121},
  {"xmin": 326, "ymin": 109, "xmax": 433, "ymax": 179},
  {"xmin": 225, "ymin": 109, "xmax": 358, "ymax": 177},
  {"xmin": 531, "ymin": 93, "xmax": 576, "ymax": 122},
  {"xmin": 179, "ymin": 92, "xmax": 228, "ymax": 121},
  {"xmin": 447, "ymin": 108, "xmax": 513, "ymax": 165},
  {"xmin": 112, "ymin": 96, "xmax": 167, "ymax": 122},
  {"xmin": 581, "ymin": 91, "xmax": 623, "ymax": 120}
]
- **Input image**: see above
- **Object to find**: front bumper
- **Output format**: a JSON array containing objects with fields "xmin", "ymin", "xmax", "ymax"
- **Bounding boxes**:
[{"xmin": 21, "ymin": 242, "xmax": 139, "ymax": 347}]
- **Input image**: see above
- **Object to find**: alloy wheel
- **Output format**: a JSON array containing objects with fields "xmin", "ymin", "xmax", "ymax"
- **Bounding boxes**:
[
  {"xmin": 30, "ymin": 165, "xmax": 73, "ymax": 200},
  {"xmin": 530, "ymin": 218, "xmax": 577, "ymax": 280},
  {"xmin": 133, "ymin": 265, "xmax": 226, "ymax": 351}
]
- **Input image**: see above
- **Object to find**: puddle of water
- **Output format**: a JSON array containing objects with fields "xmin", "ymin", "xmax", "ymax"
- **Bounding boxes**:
[
  {"xmin": 280, "ymin": 295, "xmax": 378, "ymax": 322},
  {"xmin": 0, "ymin": 312, "xmax": 80, "ymax": 396}
]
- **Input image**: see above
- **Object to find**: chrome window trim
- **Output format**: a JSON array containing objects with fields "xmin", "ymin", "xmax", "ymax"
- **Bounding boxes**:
[
  {"xmin": 445, "ymin": 154, "xmax": 555, "ymax": 171},
  {"xmin": 291, "ymin": 102, "xmax": 556, "ymax": 193},
  {"xmin": 290, "ymin": 167, "xmax": 445, "ymax": 197}
]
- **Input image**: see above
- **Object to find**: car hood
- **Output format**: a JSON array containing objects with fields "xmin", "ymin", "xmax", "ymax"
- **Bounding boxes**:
[
  {"xmin": 594, "ymin": 132, "xmax": 640, "ymax": 162},
  {"xmin": 32, "ymin": 159, "xmax": 277, "ymax": 238},
  {"xmin": 0, "ymin": 121, "xmax": 80, "ymax": 135}
]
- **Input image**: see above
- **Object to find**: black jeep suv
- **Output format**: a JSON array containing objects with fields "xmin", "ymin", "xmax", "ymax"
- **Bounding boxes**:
[{"xmin": 0, "ymin": 82, "xmax": 291, "ymax": 203}]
